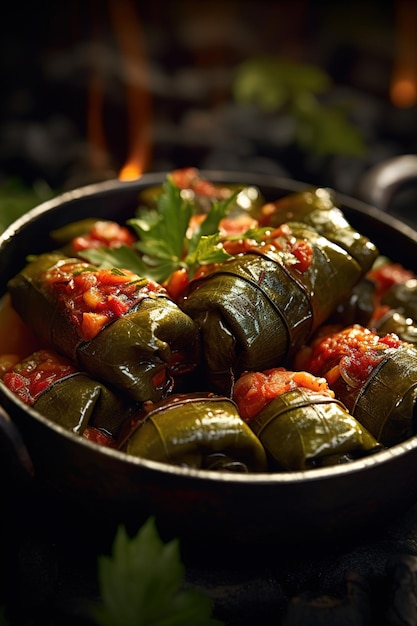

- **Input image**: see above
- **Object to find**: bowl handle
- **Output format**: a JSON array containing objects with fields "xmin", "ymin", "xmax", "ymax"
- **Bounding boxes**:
[
  {"xmin": 355, "ymin": 154, "xmax": 417, "ymax": 211},
  {"xmin": 0, "ymin": 403, "xmax": 34, "ymax": 485}
]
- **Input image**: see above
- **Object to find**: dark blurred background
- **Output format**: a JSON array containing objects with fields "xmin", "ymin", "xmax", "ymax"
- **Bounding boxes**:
[{"xmin": 1, "ymin": 0, "xmax": 416, "ymax": 203}]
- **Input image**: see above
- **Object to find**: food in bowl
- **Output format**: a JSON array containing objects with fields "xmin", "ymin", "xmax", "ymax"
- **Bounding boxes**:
[{"xmin": 2, "ymin": 166, "xmax": 417, "ymax": 473}]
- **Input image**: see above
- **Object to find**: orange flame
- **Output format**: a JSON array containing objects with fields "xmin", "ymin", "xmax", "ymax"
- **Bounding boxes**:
[
  {"xmin": 390, "ymin": 76, "xmax": 417, "ymax": 108},
  {"xmin": 390, "ymin": 0, "xmax": 417, "ymax": 108},
  {"xmin": 86, "ymin": 0, "xmax": 152, "ymax": 181},
  {"xmin": 108, "ymin": 0, "xmax": 152, "ymax": 180}
]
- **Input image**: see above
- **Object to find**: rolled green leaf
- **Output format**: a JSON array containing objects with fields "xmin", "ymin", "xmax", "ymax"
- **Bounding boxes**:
[
  {"xmin": 257, "ymin": 186, "xmax": 378, "ymax": 270},
  {"xmin": 340, "ymin": 345, "xmax": 417, "ymax": 446},
  {"xmin": 373, "ymin": 309, "xmax": 417, "ymax": 345},
  {"xmin": 382, "ymin": 278, "xmax": 417, "ymax": 321},
  {"xmin": 249, "ymin": 388, "xmax": 380, "ymax": 470},
  {"xmin": 50, "ymin": 218, "xmax": 100, "ymax": 246},
  {"xmin": 183, "ymin": 223, "xmax": 376, "ymax": 394},
  {"xmin": 8, "ymin": 254, "xmax": 201, "ymax": 403},
  {"xmin": 304, "ymin": 325, "xmax": 417, "ymax": 446},
  {"xmin": 120, "ymin": 393, "xmax": 268, "ymax": 472},
  {"xmin": 1, "ymin": 349, "xmax": 134, "ymax": 438},
  {"xmin": 330, "ymin": 278, "xmax": 376, "ymax": 328}
]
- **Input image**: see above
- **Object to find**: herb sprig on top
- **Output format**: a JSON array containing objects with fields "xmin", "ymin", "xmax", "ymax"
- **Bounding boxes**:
[{"xmin": 80, "ymin": 176, "xmax": 237, "ymax": 284}]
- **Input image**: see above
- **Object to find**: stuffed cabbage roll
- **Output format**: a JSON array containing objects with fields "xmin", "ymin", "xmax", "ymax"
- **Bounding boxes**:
[{"xmin": 371, "ymin": 309, "xmax": 417, "ymax": 345}]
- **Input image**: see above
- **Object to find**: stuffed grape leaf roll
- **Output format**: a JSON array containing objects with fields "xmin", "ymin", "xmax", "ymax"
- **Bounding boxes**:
[
  {"xmin": 257, "ymin": 186, "xmax": 378, "ymax": 270},
  {"xmin": 300, "ymin": 324, "xmax": 417, "ymax": 446},
  {"xmin": 118, "ymin": 392, "xmax": 268, "ymax": 472},
  {"xmin": 232, "ymin": 367, "xmax": 380, "ymax": 470},
  {"xmin": 7, "ymin": 254, "xmax": 201, "ymax": 403},
  {"xmin": 182, "ymin": 221, "xmax": 378, "ymax": 394},
  {"xmin": 1, "ymin": 349, "xmax": 134, "ymax": 443}
]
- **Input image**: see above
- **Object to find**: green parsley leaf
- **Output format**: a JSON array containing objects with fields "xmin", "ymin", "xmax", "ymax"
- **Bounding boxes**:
[
  {"xmin": 127, "ymin": 178, "xmax": 192, "ymax": 281},
  {"xmin": 185, "ymin": 234, "xmax": 232, "ymax": 277},
  {"xmin": 236, "ymin": 226, "xmax": 273, "ymax": 241},
  {"xmin": 80, "ymin": 245, "xmax": 150, "ymax": 277},
  {"xmin": 92, "ymin": 517, "xmax": 223, "ymax": 626},
  {"xmin": 186, "ymin": 192, "xmax": 238, "ymax": 254},
  {"xmin": 127, "ymin": 178, "xmax": 239, "ymax": 282},
  {"xmin": 80, "ymin": 178, "xmax": 244, "ymax": 284}
]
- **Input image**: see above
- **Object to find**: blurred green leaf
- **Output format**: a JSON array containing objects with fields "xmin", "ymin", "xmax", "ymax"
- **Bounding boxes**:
[
  {"xmin": 234, "ymin": 56, "xmax": 330, "ymax": 111},
  {"xmin": 0, "ymin": 179, "xmax": 54, "ymax": 234},
  {"xmin": 295, "ymin": 103, "xmax": 367, "ymax": 156},
  {"xmin": 233, "ymin": 56, "xmax": 367, "ymax": 157}
]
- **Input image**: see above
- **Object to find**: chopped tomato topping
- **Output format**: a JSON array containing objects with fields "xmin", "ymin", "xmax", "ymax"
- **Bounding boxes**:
[
  {"xmin": 2, "ymin": 349, "xmax": 76, "ymax": 406},
  {"xmin": 305, "ymin": 324, "xmax": 402, "ymax": 387},
  {"xmin": 367, "ymin": 262, "xmax": 416, "ymax": 298},
  {"xmin": 43, "ymin": 261, "xmax": 166, "ymax": 341},
  {"xmin": 221, "ymin": 224, "xmax": 313, "ymax": 273},
  {"xmin": 165, "ymin": 268, "xmax": 190, "ymax": 302},
  {"xmin": 186, "ymin": 213, "xmax": 259, "ymax": 242},
  {"xmin": 290, "ymin": 239, "xmax": 314, "ymax": 273},
  {"xmin": 81, "ymin": 312, "xmax": 109, "ymax": 341},
  {"xmin": 219, "ymin": 214, "xmax": 259, "ymax": 237},
  {"xmin": 72, "ymin": 220, "xmax": 136, "ymax": 252},
  {"xmin": 170, "ymin": 167, "xmax": 231, "ymax": 199},
  {"xmin": 233, "ymin": 367, "xmax": 333, "ymax": 422}
]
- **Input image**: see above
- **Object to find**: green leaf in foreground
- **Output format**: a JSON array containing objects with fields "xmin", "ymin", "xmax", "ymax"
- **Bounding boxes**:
[
  {"xmin": 184, "ymin": 234, "xmax": 232, "ymax": 278},
  {"xmin": 127, "ymin": 178, "xmax": 192, "ymax": 282},
  {"xmin": 92, "ymin": 517, "xmax": 223, "ymax": 626}
]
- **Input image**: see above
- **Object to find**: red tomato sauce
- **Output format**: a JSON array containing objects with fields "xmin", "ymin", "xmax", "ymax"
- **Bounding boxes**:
[
  {"xmin": 367, "ymin": 262, "xmax": 416, "ymax": 298},
  {"xmin": 82, "ymin": 426, "xmax": 117, "ymax": 448},
  {"xmin": 306, "ymin": 324, "xmax": 402, "ymax": 387},
  {"xmin": 72, "ymin": 220, "xmax": 137, "ymax": 252},
  {"xmin": 222, "ymin": 224, "xmax": 313, "ymax": 273},
  {"xmin": 170, "ymin": 167, "xmax": 231, "ymax": 200},
  {"xmin": 233, "ymin": 367, "xmax": 333, "ymax": 422},
  {"xmin": 2, "ymin": 349, "xmax": 76, "ymax": 406},
  {"xmin": 43, "ymin": 261, "xmax": 166, "ymax": 340}
]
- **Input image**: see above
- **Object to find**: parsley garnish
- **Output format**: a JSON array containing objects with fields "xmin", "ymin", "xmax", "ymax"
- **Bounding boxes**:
[
  {"xmin": 80, "ymin": 177, "xmax": 237, "ymax": 283},
  {"xmin": 92, "ymin": 517, "xmax": 223, "ymax": 626},
  {"xmin": 80, "ymin": 246, "xmax": 149, "ymax": 277},
  {"xmin": 128, "ymin": 177, "xmax": 235, "ymax": 281}
]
